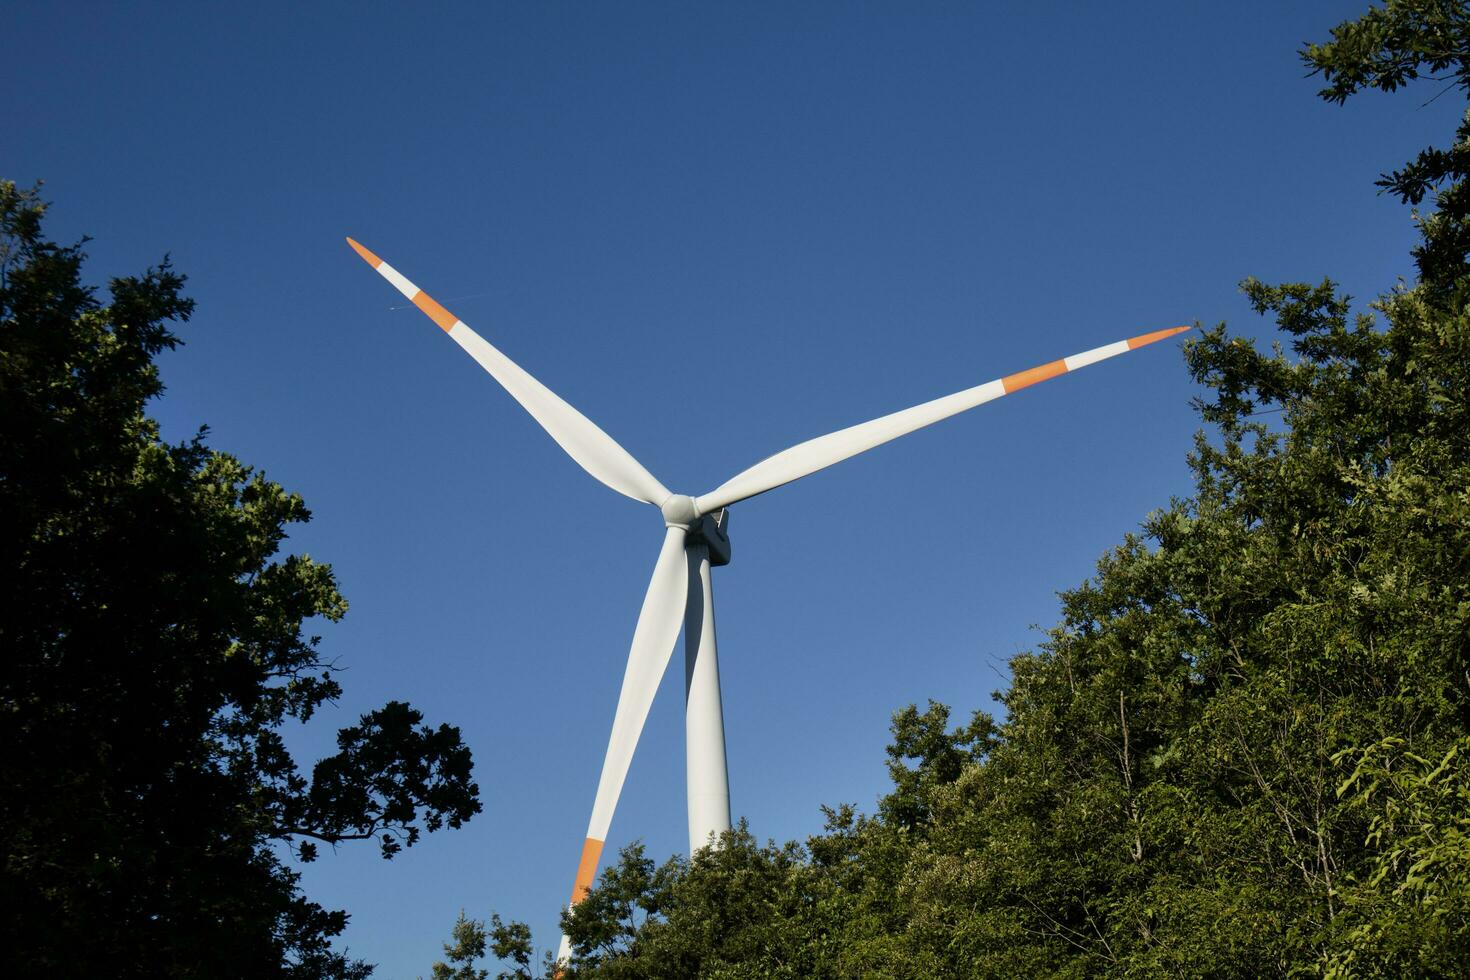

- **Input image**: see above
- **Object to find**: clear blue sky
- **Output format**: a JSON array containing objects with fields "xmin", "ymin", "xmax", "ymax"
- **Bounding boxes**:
[{"xmin": 5, "ymin": 1, "xmax": 1453, "ymax": 974}]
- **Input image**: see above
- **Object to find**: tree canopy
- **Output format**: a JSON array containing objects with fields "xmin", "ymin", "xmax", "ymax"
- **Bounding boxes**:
[
  {"xmin": 446, "ymin": 2, "xmax": 1470, "ymax": 976},
  {"xmin": 0, "ymin": 181, "xmax": 482, "ymax": 978}
]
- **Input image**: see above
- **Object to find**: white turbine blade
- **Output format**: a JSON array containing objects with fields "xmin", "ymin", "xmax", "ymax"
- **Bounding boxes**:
[
  {"xmin": 694, "ymin": 325, "xmax": 1190, "ymax": 514},
  {"xmin": 347, "ymin": 238, "xmax": 671, "ymax": 506},
  {"xmin": 558, "ymin": 525, "xmax": 690, "ymax": 961}
]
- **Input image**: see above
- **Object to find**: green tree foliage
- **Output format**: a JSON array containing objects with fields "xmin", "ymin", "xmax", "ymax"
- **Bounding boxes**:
[
  {"xmin": 429, "ymin": 911, "xmax": 490, "ymax": 980},
  {"xmin": 1323, "ymin": 736, "xmax": 1470, "ymax": 977},
  {"xmin": 477, "ymin": 2, "xmax": 1470, "ymax": 976},
  {"xmin": 1305, "ymin": 0, "xmax": 1470, "ymax": 292},
  {"xmin": 425, "ymin": 910, "xmax": 549, "ymax": 980},
  {"xmin": 0, "ymin": 181, "xmax": 482, "ymax": 978}
]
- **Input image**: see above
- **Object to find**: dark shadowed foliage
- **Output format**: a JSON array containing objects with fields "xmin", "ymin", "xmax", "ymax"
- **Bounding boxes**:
[{"xmin": 0, "ymin": 181, "xmax": 482, "ymax": 979}]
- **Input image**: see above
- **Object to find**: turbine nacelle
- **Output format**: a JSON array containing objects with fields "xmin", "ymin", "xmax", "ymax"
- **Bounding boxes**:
[{"xmin": 686, "ymin": 508, "xmax": 731, "ymax": 568}]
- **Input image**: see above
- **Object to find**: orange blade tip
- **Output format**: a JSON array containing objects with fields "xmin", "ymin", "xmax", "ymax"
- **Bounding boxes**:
[
  {"xmin": 1127, "ymin": 324, "xmax": 1191, "ymax": 349},
  {"xmin": 570, "ymin": 837, "xmax": 605, "ymax": 905},
  {"xmin": 1001, "ymin": 357, "xmax": 1068, "ymax": 394},
  {"xmin": 345, "ymin": 237, "xmax": 383, "ymax": 268}
]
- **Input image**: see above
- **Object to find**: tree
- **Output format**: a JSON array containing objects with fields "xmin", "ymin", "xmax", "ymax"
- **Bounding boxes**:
[
  {"xmin": 559, "ymin": 826, "xmax": 816, "ymax": 979},
  {"xmin": 429, "ymin": 911, "xmax": 490, "ymax": 980},
  {"xmin": 1304, "ymin": 0, "xmax": 1470, "ymax": 293},
  {"xmin": 425, "ymin": 911, "xmax": 548, "ymax": 980},
  {"xmin": 1323, "ymin": 735, "xmax": 1470, "ymax": 978},
  {"xmin": 0, "ymin": 181, "xmax": 482, "ymax": 978},
  {"xmin": 454, "ymin": 3, "xmax": 1470, "ymax": 975}
]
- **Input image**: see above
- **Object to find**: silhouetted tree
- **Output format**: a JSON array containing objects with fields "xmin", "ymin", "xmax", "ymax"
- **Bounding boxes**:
[{"xmin": 0, "ymin": 181, "xmax": 482, "ymax": 978}]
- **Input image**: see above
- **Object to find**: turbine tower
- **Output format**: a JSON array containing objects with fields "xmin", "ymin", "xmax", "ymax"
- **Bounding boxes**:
[{"xmin": 346, "ymin": 237, "xmax": 1188, "ymax": 962}]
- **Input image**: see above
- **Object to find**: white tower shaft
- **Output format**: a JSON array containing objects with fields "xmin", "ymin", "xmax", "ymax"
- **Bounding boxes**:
[{"xmin": 683, "ymin": 543, "xmax": 732, "ymax": 853}]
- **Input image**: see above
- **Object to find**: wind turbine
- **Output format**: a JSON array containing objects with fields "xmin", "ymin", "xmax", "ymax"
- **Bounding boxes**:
[{"xmin": 346, "ymin": 237, "xmax": 1187, "ymax": 961}]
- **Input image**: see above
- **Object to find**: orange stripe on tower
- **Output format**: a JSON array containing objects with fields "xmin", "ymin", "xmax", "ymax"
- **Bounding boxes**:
[
  {"xmin": 570, "ymin": 837, "xmax": 605, "ymax": 905},
  {"xmin": 1002, "ymin": 358, "xmax": 1068, "ymax": 394},
  {"xmin": 412, "ymin": 290, "xmax": 460, "ymax": 333},
  {"xmin": 1127, "ymin": 325, "xmax": 1191, "ymax": 349},
  {"xmin": 345, "ymin": 237, "xmax": 383, "ymax": 269}
]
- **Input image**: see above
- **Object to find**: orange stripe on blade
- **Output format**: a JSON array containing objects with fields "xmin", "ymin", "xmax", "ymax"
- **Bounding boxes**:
[
  {"xmin": 570, "ymin": 837, "xmax": 605, "ymax": 905},
  {"xmin": 1002, "ymin": 358, "xmax": 1068, "ymax": 394},
  {"xmin": 345, "ymin": 237, "xmax": 384, "ymax": 269},
  {"xmin": 412, "ymin": 290, "xmax": 460, "ymax": 333},
  {"xmin": 1127, "ymin": 325, "xmax": 1191, "ymax": 349}
]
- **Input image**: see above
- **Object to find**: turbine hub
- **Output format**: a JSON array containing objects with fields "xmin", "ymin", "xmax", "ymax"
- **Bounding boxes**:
[{"xmin": 661, "ymin": 494, "xmax": 700, "ymax": 529}]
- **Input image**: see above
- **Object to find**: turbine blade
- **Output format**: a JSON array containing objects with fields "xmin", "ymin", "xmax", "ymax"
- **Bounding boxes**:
[
  {"xmin": 557, "ymin": 526, "xmax": 690, "ymax": 962},
  {"xmin": 694, "ymin": 325, "xmax": 1190, "ymax": 514},
  {"xmin": 346, "ymin": 238, "xmax": 671, "ymax": 506}
]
